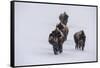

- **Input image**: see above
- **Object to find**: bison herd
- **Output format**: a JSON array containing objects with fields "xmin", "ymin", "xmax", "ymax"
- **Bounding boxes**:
[{"xmin": 49, "ymin": 12, "xmax": 86, "ymax": 55}]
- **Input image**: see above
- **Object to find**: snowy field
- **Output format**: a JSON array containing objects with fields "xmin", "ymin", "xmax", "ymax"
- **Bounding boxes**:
[{"xmin": 15, "ymin": 2, "xmax": 97, "ymax": 66}]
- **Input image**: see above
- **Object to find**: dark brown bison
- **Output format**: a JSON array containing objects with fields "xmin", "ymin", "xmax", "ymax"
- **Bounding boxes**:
[
  {"xmin": 48, "ymin": 12, "xmax": 69, "ymax": 55},
  {"xmin": 74, "ymin": 30, "xmax": 86, "ymax": 51}
]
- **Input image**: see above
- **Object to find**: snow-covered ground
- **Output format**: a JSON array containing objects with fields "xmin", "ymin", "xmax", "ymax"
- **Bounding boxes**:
[{"xmin": 15, "ymin": 2, "xmax": 97, "ymax": 66}]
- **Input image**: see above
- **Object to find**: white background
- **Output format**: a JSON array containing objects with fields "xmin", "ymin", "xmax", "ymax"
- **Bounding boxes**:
[{"xmin": 0, "ymin": 0, "xmax": 99, "ymax": 68}]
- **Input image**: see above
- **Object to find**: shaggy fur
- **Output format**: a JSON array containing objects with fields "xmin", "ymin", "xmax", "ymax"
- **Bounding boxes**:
[
  {"xmin": 74, "ymin": 30, "xmax": 86, "ymax": 51},
  {"xmin": 56, "ymin": 23, "xmax": 69, "ymax": 41},
  {"xmin": 49, "ymin": 28, "xmax": 64, "ymax": 55}
]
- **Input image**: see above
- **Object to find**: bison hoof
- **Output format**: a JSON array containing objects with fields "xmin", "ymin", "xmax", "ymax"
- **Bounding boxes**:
[
  {"xmin": 59, "ymin": 50, "xmax": 63, "ymax": 53},
  {"xmin": 54, "ymin": 53, "xmax": 58, "ymax": 55},
  {"xmin": 82, "ymin": 49, "xmax": 84, "ymax": 51},
  {"xmin": 54, "ymin": 51, "xmax": 58, "ymax": 55}
]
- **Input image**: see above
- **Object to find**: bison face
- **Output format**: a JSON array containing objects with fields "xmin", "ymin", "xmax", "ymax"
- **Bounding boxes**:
[{"xmin": 59, "ymin": 12, "xmax": 69, "ymax": 25}]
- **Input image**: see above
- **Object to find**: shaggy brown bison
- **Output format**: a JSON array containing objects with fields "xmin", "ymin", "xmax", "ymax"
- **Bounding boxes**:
[
  {"xmin": 48, "ymin": 12, "xmax": 69, "ymax": 55},
  {"xmin": 74, "ymin": 30, "xmax": 86, "ymax": 51}
]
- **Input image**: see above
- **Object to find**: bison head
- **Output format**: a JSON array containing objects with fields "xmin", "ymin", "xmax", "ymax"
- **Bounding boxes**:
[{"xmin": 59, "ymin": 12, "xmax": 69, "ymax": 25}]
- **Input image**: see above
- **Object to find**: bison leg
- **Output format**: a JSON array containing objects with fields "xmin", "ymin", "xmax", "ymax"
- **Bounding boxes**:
[
  {"xmin": 75, "ymin": 44, "xmax": 78, "ymax": 49},
  {"xmin": 82, "ymin": 39, "xmax": 86, "ymax": 51},
  {"xmin": 75, "ymin": 42, "xmax": 78, "ymax": 50},
  {"xmin": 82, "ymin": 42, "xmax": 85, "ymax": 51},
  {"xmin": 82, "ymin": 46, "xmax": 84, "ymax": 51},
  {"xmin": 53, "ymin": 45, "xmax": 58, "ymax": 55},
  {"xmin": 74, "ymin": 36, "xmax": 78, "ymax": 50},
  {"xmin": 78, "ymin": 40, "xmax": 84, "ymax": 50},
  {"xmin": 58, "ymin": 44, "xmax": 63, "ymax": 53},
  {"xmin": 79, "ymin": 43, "xmax": 81, "ymax": 49}
]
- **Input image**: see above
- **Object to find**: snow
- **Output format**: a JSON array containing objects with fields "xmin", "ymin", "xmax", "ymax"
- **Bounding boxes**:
[{"xmin": 14, "ymin": 2, "xmax": 97, "ymax": 66}]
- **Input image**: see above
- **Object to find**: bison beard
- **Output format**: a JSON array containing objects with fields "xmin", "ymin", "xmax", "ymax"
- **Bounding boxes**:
[{"xmin": 74, "ymin": 30, "xmax": 86, "ymax": 51}]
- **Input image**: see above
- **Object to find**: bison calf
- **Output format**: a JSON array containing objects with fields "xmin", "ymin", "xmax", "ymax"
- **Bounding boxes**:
[{"xmin": 74, "ymin": 30, "xmax": 86, "ymax": 51}]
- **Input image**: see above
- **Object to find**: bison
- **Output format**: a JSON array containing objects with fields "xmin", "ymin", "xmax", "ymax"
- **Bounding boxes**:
[
  {"xmin": 48, "ymin": 12, "xmax": 69, "ymax": 55},
  {"xmin": 74, "ymin": 30, "xmax": 86, "ymax": 51}
]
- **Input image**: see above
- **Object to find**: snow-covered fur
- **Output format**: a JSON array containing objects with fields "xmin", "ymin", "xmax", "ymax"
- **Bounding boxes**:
[{"xmin": 74, "ymin": 30, "xmax": 86, "ymax": 51}]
